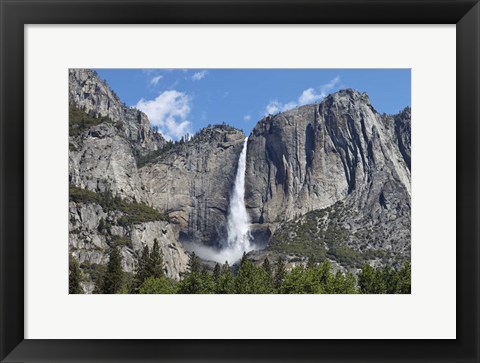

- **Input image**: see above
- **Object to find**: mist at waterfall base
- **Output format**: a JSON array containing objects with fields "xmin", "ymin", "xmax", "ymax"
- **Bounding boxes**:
[{"xmin": 185, "ymin": 138, "xmax": 256, "ymax": 265}]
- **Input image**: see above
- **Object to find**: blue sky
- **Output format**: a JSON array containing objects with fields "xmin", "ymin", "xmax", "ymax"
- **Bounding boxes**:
[{"xmin": 95, "ymin": 69, "xmax": 410, "ymax": 140}]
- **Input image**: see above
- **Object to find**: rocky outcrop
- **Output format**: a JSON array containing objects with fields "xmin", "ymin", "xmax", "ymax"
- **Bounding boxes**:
[
  {"xmin": 394, "ymin": 107, "xmax": 411, "ymax": 170},
  {"xmin": 69, "ymin": 123, "xmax": 148, "ymax": 202},
  {"xmin": 68, "ymin": 69, "xmax": 165, "ymax": 202},
  {"xmin": 69, "ymin": 201, "xmax": 189, "ymax": 280},
  {"xmin": 68, "ymin": 69, "xmax": 191, "ymax": 282},
  {"xmin": 69, "ymin": 69, "xmax": 165, "ymax": 153},
  {"xmin": 246, "ymin": 89, "xmax": 410, "ymax": 223},
  {"xmin": 139, "ymin": 125, "xmax": 246, "ymax": 246},
  {"xmin": 245, "ymin": 89, "xmax": 411, "ymax": 264},
  {"xmin": 130, "ymin": 221, "xmax": 189, "ymax": 280}
]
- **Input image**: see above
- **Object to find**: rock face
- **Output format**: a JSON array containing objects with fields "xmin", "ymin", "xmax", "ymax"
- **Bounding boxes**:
[
  {"xmin": 69, "ymin": 69, "xmax": 166, "ymax": 202},
  {"xmin": 68, "ymin": 69, "xmax": 191, "ymax": 285},
  {"xmin": 69, "ymin": 122, "xmax": 148, "ymax": 202},
  {"xmin": 139, "ymin": 125, "xmax": 246, "ymax": 245},
  {"xmin": 245, "ymin": 89, "xmax": 411, "ymax": 265},
  {"xmin": 69, "ymin": 69, "xmax": 165, "ymax": 153},
  {"xmin": 246, "ymin": 89, "xmax": 410, "ymax": 223},
  {"xmin": 393, "ymin": 107, "xmax": 411, "ymax": 170},
  {"xmin": 69, "ymin": 201, "xmax": 189, "ymax": 280},
  {"xmin": 68, "ymin": 69, "xmax": 245, "ymax": 286}
]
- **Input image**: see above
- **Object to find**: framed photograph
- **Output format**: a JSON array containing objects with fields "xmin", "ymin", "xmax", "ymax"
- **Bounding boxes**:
[{"xmin": 1, "ymin": 0, "xmax": 479, "ymax": 362}]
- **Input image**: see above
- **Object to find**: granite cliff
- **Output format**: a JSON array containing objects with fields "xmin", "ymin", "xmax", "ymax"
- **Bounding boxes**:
[
  {"xmin": 245, "ymin": 90, "xmax": 411, "ymax": 267},
  {"xmin": 68, "ymin": 69, "xmax": 245, "ymax": 288}
]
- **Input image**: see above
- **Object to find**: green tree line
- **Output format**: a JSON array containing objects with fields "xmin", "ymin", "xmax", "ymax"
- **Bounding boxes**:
[{"xmin": 70, "ymin": 245, "xmax": 411, "ymax": 294}]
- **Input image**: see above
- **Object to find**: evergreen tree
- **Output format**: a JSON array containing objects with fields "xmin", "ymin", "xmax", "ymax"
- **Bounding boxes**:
[
  {"xmin": 134, "ymin": 244, "xmax": 150, "ymax": 291},
  {"xmin": 91, "ymin": 264, "xmax": 107, "ymax": 294},
  {"xmin": 261, "ymin": 257, "xmax": 274, "ymax": 292},
  {"xmin": 235, "ymin": 258, "xmax": 270, "ymax": 294},
  {"xmin": 273, "ymin": 257, "xmax": 287, "ymax": 290},
  {"xmin": 69, "ymin": 254, "xmax": 83, "ymax": 294},
  {"xmin": 188, "ymin": 252, "xmax": 201, "ymax": 273},
  {"xmin": 139, "ymin": 276, "xmax": 176, "ymax": 294},
  {"xmin": 149, "ymin": 238, "xmax": 165, "ymax": 279},
  {"xmin": 235, "ymin": 258, "xmax": 253, "ymax": 293},
  {"xmin": 316, "ymin": 260, "xmax": 332, "ymax": 287},
  {"xmin": 359, "ymin": 263, "xmax": 382, "ymax": 294},
  {"xmin": 382, "ymin": 265, "xmax": 399, "ymax": 294},
  {"xmin": 177, "ymin": 270, "xmax": 213, "ymax": 294},
  {"xmin": 201, "ymin": 268, "xmax": 215, "ymax": 293},
  {"xmin": 262, "ymin": 257, "xmax": 272, "ymax": 277},
  {"xmin": 283, "ymin": 264, "xmax": 324, "ymax": 294},
  {"xmin": 100, "ymin": 246, "xmax": 124, "ymax": 294},
  {"xmin": 215, "ymin": 261, "xmax": 235, "ymax": 294},
  {"xmin": 176, "ymin": 253, "xmax": 214, "ymax": 294},
  {"xmin": 327, "ymin": 271, "xmax": 358, "ymax": 294},
  {"xmin": 240, "ymin": 252, "xmax": 248, "ymax": 265},
  {"xmin": 213, "ymin": 263, "xmax": 221, "ymax": 283},
  {"xmin": 398, "ymin": 262, "xmax": 411, "ymax": 294},
  {"xmin": 119, "ymin": 272, "xmax": 135, "ymax": 294},
  {"xmin": 279, "ymin": 266, "xmax": 308, "ymax": 294}
]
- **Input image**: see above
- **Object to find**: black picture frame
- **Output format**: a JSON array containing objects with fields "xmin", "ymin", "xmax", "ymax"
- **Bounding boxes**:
[{"xmin": 1, "ymin": 0, "xmax": 479, "ymax": 362}]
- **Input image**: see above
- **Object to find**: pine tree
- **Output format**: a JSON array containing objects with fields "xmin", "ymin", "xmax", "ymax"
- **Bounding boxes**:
[
  {"xmin": 139, "ymin": 276, "xmax": 176, "ymax": 294},
  {"xmin": 215, "ymin": 261, "xmax": 235, "ymax": 294},
  {"xmin": 235, "ymin": 256, "xmax": 272, "ymax": 294},
  {"xmin": 213, "ymin": 263, "xmax": 221, "ymax": 282},
  {"xmin": 177, "ymin": 268, "xmax": 213, "ymax": 294},
  {"xmin": 398, "ymin": 262, "xmax": 411, "ymax": 294},
  {"xmin": 327, "ymin": 271, "xmax": 358, "ymax": 294},
  {"xmin": 262, "ymin": 257, "xmax": 272, "ymax": 277},
  {"xmin": 343, "ymin": 272, "xmax": 359, "ymax": 294},
  {"xmin": 315, "ymin": 260, "xmax": 333, "ymax": 290},
  {"xmin": 134, "ymin": 244, "xmax": 150, "ymax": 290},
  {"xmin": 201, "ymin": 268, "xmax": 215, "ymax": 293},
  {"xmin": 279, "ymin": 265, "xmax": 308, "ymax": 294},
  {"xmin": 261, "ymin": 257, "xmax": 273, "ymax": 291},
  {"xmin": 273, "ymin": 257, "xmax": 287, "ymax": 290},
  {"xmin": 358, "ymin": 263, "xmax": 381, "ymax": 294},
  {"xmin": 188, "ymin": 252, "xmax": 201, "ymax": 273},
  {"xmin": 240, "ymin": 251, "xmax": 248, "ymax": 265},
  {"xmin": 69, "ymin": 254, "xmax": 83, "ymax": 294},
  {"xmin": 382, "ymin": 265, "xmax": 399, "ymax": 294},
  {"xmin": 149, "ymin": 238, "xmax": 165, "ymax": 278},
  {"xmin": 100, "ymin": 246, "xmax": 124, "ymax": 294},
  {"xmin": 235, "ymin": 258, "xmax": 256, "ymax": 294}
]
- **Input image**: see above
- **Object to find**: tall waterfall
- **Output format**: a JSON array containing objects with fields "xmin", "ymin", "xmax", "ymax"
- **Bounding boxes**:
[
  {"xmin": 185, "ymin": 137, "xmax": 254, "ymax": 264},
  {"xmin": 225, "ymin": 137, "xmax": 252, "ymax": 254}
]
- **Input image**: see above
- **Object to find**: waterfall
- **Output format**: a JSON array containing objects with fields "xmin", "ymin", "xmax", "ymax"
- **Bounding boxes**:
[
  {"xmin": 225, "ymin": 137, "xmax": 252, "ymax": 254},
  {"xmin": 185, "ymin": 137, "xmax": 253, "ymax": 264}
]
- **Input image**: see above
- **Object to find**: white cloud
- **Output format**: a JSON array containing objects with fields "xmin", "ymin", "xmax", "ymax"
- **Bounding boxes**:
[
  {"xmin": 135, "ymin": 90, "xmax": 192, "ymax": 141},
  {"xmin": 192, "ymin": 70, "xmax": 208, "ymax": 81},
  {"xmin": 149, "ymin": 75, "xmax": 163, "ymax": 86},
  {"xmin": 243, "ymin": 115, "xmax": 251, "ymax": 121},
  {"xmin": 320, "ymin": 76, "xmax": 341, "ymax": 95},
  {"xmin": 265, "ymin": 100, "xmax": 282, "ymax": 115},
  {"xmin": 298, "ymin": 88, "xmax": 321, "ymax": 104},
  {"xmin": 264, "ymin": 76, "xmax": 341, "ymax": 116}
]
